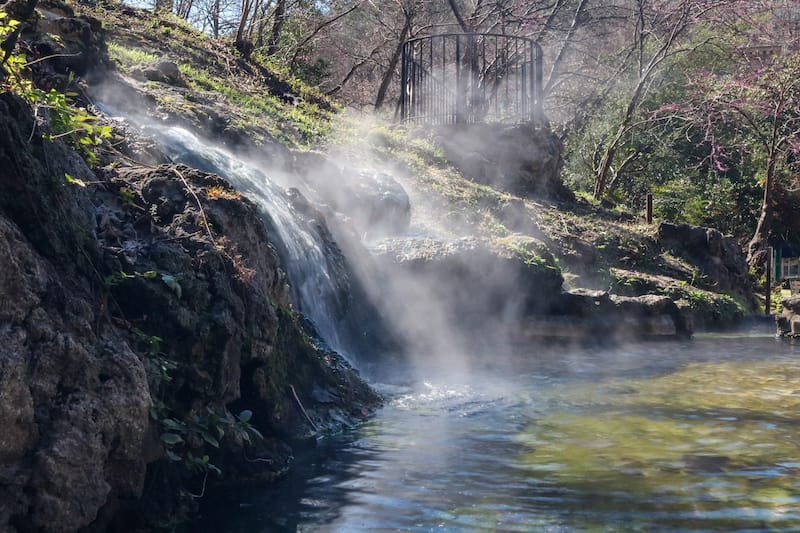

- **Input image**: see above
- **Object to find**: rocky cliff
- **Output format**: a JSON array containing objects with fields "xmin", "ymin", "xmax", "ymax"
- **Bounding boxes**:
[{"xmin": 0, "ymin": 84, "xmax": 378, "ymax": 531}]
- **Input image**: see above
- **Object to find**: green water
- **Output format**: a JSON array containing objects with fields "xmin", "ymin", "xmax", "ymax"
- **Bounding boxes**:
[{"xmin": 200, "ymin": 334, "xmax": 800, "ymax": 532}]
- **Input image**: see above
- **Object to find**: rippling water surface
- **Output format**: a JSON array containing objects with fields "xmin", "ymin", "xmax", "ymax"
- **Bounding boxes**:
[{"xmin": 201, "ymin": 333, "xmax": 800, "ymax": 532}]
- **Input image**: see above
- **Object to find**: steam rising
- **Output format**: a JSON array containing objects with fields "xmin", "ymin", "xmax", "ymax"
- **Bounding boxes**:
[{"xmin": 92, "ymin": 79, "xmax": 552, "ymax": 385}]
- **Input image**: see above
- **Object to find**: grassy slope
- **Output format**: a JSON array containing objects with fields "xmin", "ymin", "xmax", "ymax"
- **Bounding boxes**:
[
  {"xmin": 326, "ymin": 121, "xmax": 751, "ymax": 322},
  {"xmin": 80, "ymin": 3, "xmax": 751, "ymax": 324},
  {"xmin": 86, "ymin": 4, "xmax": 335, "ymax": 147}
]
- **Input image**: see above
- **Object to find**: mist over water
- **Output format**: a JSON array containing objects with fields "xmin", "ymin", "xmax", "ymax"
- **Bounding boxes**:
[
  {"xmin": 141, "ymin": 124, "xmax": 494, "ymax": 379},
  {"xmin": 94, "ymin": 93, "xmax": 360, "ymax": 357},
  {"xmin": 93, "ymin": 95, "xmax": 800, "ymax": 531},
  {"xmin": 193, "ymin": 333, "xmax": 800, "ymax": 532}
]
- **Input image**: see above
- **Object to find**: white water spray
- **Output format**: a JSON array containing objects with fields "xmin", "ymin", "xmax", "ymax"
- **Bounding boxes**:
[{"xmin": 145, "ymin": 125, "xmax": 349, "ymax": 355}]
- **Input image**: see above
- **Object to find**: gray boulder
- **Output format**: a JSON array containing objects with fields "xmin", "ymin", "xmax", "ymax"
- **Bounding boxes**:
[
  {"xmin": 658, "ymin": 222, "xmax": 750, "ymax": 298},
  {"xmin": 430, "ymin": 123, "xmax": 572, "ymax": 200},
  {"xmin": 777, "ymin": 295, "xmax": 800, "ymax": 337},
  {"xmin": 368, "ymin": 236, "xmax": 563, "ymax": 349},
  {"xmin": 291, "ymin": 150, "xmax": 411, "ymax": 237},
  {"xmin": 538, "ymin": 289, "xmax": 691, "ymax": 340},
  {"xmin": 132, "ymin": 60, "xmax": 186, "ymax": 87}
]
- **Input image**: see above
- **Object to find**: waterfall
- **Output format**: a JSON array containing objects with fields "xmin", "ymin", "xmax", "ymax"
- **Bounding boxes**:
[{"xmin": 143, "ymin": 125, "xmax": 349, "ymax": 356}]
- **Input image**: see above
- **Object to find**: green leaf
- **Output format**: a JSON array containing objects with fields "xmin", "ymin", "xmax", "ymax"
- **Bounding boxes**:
[
  {"xmin": 161, "ymin": 274, "xmax": 182, "ymax": 298},
  {"xmin": 238, "ymin": 409, "xmax": 253, "ymax": 423},
  {"xmin": 162, "ymin": 418, "xmax": 186, "ymax": 432},
  {"xmin": 64, "ymin": 173, "xmax": 86, "ymax": 187},
  {"xmin": 166, "ymin": 450, "xmax": 182, "ymax": 462},
  {"xmin": 97, "ymin": 125, "xmax": 113, "ymax": 139},
  {"xmin": 200, "ymin": 430, "xmax": 219, "ymax": 448},
  {"xmin": 160, "ymin": 432, "xmax": 184, "ymax": 445}
]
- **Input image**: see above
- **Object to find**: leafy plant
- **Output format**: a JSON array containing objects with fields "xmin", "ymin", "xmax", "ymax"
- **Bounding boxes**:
[
  {"xmin": 1, "ymin": 13, "xmax": 111, "ymax": 163},
  {"xmin": 158, "ymin": 407, "xmax": 263, "ymax": 475},
  {"xmin": 206, "ymin": 185, "xmax": 241, "ymax": 200},
  {"xmin": 105, "ymin": 269, "xmax": 183, "ymax": 298}
]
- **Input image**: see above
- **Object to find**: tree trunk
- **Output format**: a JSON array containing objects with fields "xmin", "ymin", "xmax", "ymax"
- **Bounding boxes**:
[
  {"xmin": 446, "ymin": 0, "xmax": 470, "ymax": 33},
  {"xmin": 747, "ymin": 153, "xmax": 777, "ymax": 272},
  {"xmin": 593, "ymin": 1, "xmax": 694, "ymax": 201},
  {"xmin": 154, "ymin": 0, "xmax": 173, "ymax": 13},
  {"xmin": 236, "ymin": 0, "xmax": 253, "ymax": 49},
  {"xmin": 593, "ymin": 58, "xmax": 651, "ymax": 200},
  {"xmin": 255, "ymin": 0, "xmax": 274, "ymax": 48},
  {"xmin": 543, "ymin": 0, "xmax": 588, "ymax": 96},
  {"xmin": 374, "ymin": 17, "xmax": 411, "ymax": 111},
  {"xmin": 593, "ymin": 122, "xmax": 627, "ymax": 200},
  {"xmin": 210, "ymin": 0, "xmax": 220, "ymax": 38},
  {"xmin": 175, "ymin": 0, "xmax": 193, "ymax": 19},
  {"xmin": 267, "ymin": 0, "xmax": 286, "ymax": 56}
]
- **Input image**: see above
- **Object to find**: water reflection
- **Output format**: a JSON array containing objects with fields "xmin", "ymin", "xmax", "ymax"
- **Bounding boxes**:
[{"xmin": 197, "ymin": 335, "xmax": 800, "ymax": 531}]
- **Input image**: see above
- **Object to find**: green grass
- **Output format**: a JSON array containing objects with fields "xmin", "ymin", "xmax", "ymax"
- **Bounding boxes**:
[
  {"xmin": 176, "ymin": 62, "xmax": 332, "ymax": 146},
  {"xmin": 107, "ymin": 42, "xmax": 158, "ymax": 71}
]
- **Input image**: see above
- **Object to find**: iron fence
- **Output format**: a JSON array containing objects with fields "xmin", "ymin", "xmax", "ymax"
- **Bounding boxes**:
[{"xmin": 400, "ymin": 33, "xmax": 544, "ymax": 126}]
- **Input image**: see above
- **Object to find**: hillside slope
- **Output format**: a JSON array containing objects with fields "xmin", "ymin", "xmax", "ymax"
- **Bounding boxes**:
[
  {"xmin": 76, "ymin": 1, "xmax": 753, "ymax": 330},
  {"xmin": 0, "ymin": 0, "xmax": 758, "ymax": 530}
]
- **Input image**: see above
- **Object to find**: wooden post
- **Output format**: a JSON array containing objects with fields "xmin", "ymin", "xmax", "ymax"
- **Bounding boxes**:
[
  {"xmin": 766, "ymin": 246, "xmax": 773, "ymax": 316},
  {"xmin": 645, "ymin": 192, "xmax": 653, "ymax": 224}
]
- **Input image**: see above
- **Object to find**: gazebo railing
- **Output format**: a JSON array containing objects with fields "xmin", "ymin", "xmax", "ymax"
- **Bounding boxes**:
[{"xmin": 400, "ymin": 33, "xmax": 544, "ymax": 126}]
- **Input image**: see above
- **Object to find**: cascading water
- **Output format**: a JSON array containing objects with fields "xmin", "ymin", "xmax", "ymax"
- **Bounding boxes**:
[
  {"xmin": 142, "ymin": 124, "xmax": 349, "ymax": 356},
  {"xmin": 98, "ymin": 105, "xmax": 800, "ymax": 533}
]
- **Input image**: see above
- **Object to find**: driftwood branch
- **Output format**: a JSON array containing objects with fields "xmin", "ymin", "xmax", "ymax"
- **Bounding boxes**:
[{"xmin": 289, "ymin": 384, "xmax": 319, "ymax": 432}]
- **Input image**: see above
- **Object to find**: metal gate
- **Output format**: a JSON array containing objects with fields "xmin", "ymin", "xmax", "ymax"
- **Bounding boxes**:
[{"xmin": 400, "ymin": 33, "xmax": 544, "ymax": 126}]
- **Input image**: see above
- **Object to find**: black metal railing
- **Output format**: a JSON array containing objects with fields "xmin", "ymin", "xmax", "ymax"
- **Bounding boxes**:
[{"xmin": 400, "ymin": 33, "xmax": 544, "ymax": 126}]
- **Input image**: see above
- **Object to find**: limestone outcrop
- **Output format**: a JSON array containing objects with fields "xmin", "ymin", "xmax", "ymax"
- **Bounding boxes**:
[
  {"xmin": 531, "ymin": 290, "xmax": 692, "ymax": 340},
  {"xmin": 291, "ymin": 150, "xmax": 411, "ymax": 237},
  {"xmin": 368, "ymin": 235, "xmax": 690, "ymax": 345}
]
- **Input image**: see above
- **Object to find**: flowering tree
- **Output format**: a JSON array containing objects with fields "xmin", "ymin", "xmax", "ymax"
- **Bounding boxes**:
[
  {"xmin": 689, "ymin": 52, "xmax": 800, "ymax": 270},
  {"xmin": 590, "ymin": 0, "xmax": 737, "ymax": 201}
]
